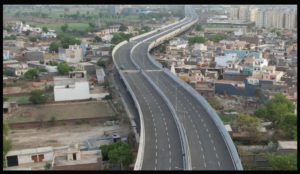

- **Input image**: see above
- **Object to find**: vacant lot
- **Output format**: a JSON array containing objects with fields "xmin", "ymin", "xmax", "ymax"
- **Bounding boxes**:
[
  {"xmin": 6, "ymin": 92, "xmax": 54, "ymax": 104},
  {"xmin": 6, "ymin": 101, "xmax": 115, "ymax": 124},
  {"xmin": 35, "ymin": 23, "xmax": 89, "ymax": 38},
  {"xmin": 7, "ymin": 123, "xmax": 130, "ymax": 150}
]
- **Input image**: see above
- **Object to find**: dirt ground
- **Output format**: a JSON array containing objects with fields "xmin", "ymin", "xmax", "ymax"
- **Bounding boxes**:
[
  {"xmin": 3, "ymin": 79, "xmax": 54, "ymax": 94},
  {"xmin": 214, "ymin": 94, "xmax": 258, "ymax": 115},
  {"xmin": 7, "ymin": 124, "xmax": 130, "ymax": 150},
  {"xmin": 5, "ymin": 101, "xmax": 115, "ymax": 124}
]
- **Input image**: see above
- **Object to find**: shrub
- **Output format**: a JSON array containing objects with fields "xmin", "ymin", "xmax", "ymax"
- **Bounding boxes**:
[
  {"xmin": 76, "ymin": 120, "xmax": 82, "ymax": 125},
  {"xmin": 104, "ymin": 95, "xmax": 112, "ymax": 100}
]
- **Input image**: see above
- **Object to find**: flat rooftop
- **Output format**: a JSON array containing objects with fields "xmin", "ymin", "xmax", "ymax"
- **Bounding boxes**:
[
  {"xmin": 278, "ymin": 141, "xmax": 297, "ymax": 150},
  {"xmin": 54, "ymin": 151, "xmax": 101, "ymax": 167},
  {"xmin": 215, "ymin": 80, "xmax": 238, "ymax": 85}
]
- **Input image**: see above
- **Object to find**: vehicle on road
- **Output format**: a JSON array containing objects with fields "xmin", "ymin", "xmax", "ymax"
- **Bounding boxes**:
[{"xmin": 120, "ymin": 65, "xmax": 124, "ymax": 69}]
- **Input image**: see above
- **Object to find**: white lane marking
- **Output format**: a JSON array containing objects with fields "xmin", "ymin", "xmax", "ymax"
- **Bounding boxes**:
[
  {"xmin": 167, "ymin": 132, "xmax": 169, "ymax": 136},
  {"xmin": 169, "ymin": 158, "xmax": 171, "ymax": 163},
  {"xmin": 201, "ymin": 119, "xmax": 203, "ymax": 122},
  {"xmin": 168, "ymin": 138, "xmax": 169, "ymax": 142},
  {"xmin": 211, "ymin": 140, "xmax": 213, "ymax": 144},
  {"xmin": 195, "ymin": 130, "xmax": 197, "ymax": 133},
  {"xmin": 206, "ymin": 129, "xmax": 209, "ymax": 132},
  {"xmin": 153, "ymin": 118, "xmax": 155, "ymax": 122},
  {"xmin": 169, "ymin": 151, "xmax": 171, "ymax": 155},
  {"xmin": 204, "ymin": 163, "xmax": 206, "ymax": 168},
  {"xmin": 156, "ymin": 139, "xmax": 157, "ymax": 143},
  {"xmin": 150, "ymin": 110, "xmax": 152, "ymax": 113},
  {"xmin": 204, "ymin": 124, "xmax": 206, "ymax": 127},
  {"xmin": 165, "ymin": 122, "xmax": 167, "ymax": 125},
  {"xmin": 162, "ymin": 113, "xmax": 164, "ymax": 116},
  {"xmin": 163, "ymin": 118, "xmax": 165, "ymax": 121},
  {"xmin": 218, "ymin": 162, "xmax": 220, "ymax": 166},
  {"xmin": 149, "ymin": 106, "xmax": 151, "ymax": 110},
  {"xmin": 199, "ymin": 141, "xmax": 201, "ymax": 145},
  {"xmin": 190, "ymin": 102, "xmax": 192, "ymax": 105},
  {"xmin": 155, "ymin": 133, "xmax": 157, "ymax": 137},
  {"xmin": 209, "ymin": 134, "xmax": 211, "ymax": 138},
  {"xmin": 160, "ymin": 109, "xmax": 162, "ymax": 112},
  {"xmin": 201, "ymin": 147, "xmax": 203, "ymax": 151},
  {"xmin": 181, "ymin": 103, "xmax": 183, "ymax": 106},
  {"xmin": 169, "ymin": 144, "xmax": 170, "ymax": 148},
  {"xmin": 154, "ymin": 123, "xmax": 155, "ymax": 126},
  {"xmin": 169, "ymin": 167, "xmax": 171, "ymax": 170},
  {"xmin": 197, "ymin": 135, "xmax": 199, "ymax": 139},
  {"xmin": 155, "ymin": 128, "xmax": 156, "ymax": 132},
  {"xmin": 155, "ymin": 159, "xmax": 157, "ymax": 164},
  {"xmin": 216, "ymin": 154, "xmax": 218, "ymax": 158},
  {"xmin": 166, "ymin": 127, "xmax": 168, "ymax": 131},
  {"xmin": 214, "ymin": 147, "xmax": 216, "ymax": 151},
  {"xmin": 203, "ymin": 155, "xmax": 205, "ymax": 159},
  {"xmin": 193, "ymin": 124, "xmax": 195, "ymax": 127},
  {"xmin": 193, "ymin": 107, "xmax": 195, "ymax": 109},
  {"xmin": 156, "ymin": 145, "xmax": 157, "ymax": 149},
  {"xmin": 158, "ymin": 106, "xmax": 160, "ymax": 108},
  {"xmin": 195, "ymin": 110, "xmax": 198, "ymax": 113},
  {"xmin": 155, "ymin": 167, "xmax": 156, "ymax": 170},
  {"xmin": 156, "ymin": 152, "xmax": 157, "ymax": 156}
]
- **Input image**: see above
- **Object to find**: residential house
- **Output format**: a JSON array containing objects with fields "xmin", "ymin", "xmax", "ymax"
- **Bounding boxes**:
[
  {"xmin": 19, "ymin": 51, "xmax": 43, "ymax": 61},
  {"xmin": 41, "ymin": 32, "xmax": 57, "ymax": 39},
  {"xmin": 193, "ymin": 31, "xmax": 204, "ymax": 37},
  {"xmin": 77, "ymin": 62, "xmax": 96, "ymax": 75},
  {"xmin": 3, "ymin": 101, "xmax": 18, "ymax": 114},
  {"xmin": 214, "ymin": 53, "xmax": 238, "ymax": 67},
  {"xmin": 277, "ymin": 141, "xmax": 297, "ymax": 156},
  {"xmin": 96, "ymin": 68, "xmax": 105, "ymax": 84},
  {"xmin": 3, "ymin": 50, "xmax": 10, "ymax": 60},
  {"xmin": 100, "ymin": 47, "xmax": 110, "ymax": 56},
  {"xmin": 204, "ymin": 28, "xmax": 246, "ymax": 33},
  {"xmin": 234, "ymin": 29, "xmax": 243, "ymax": 36},
  {"xmin": 37, "ymin": 72, "xmax": 58, "ymax": 82},
  {"xmin": 5, "ymin": 63, "xmax": 32, "ymax": 76},
  {"xmin": 190, "ymin": 74, "xmax": 215, "ymax": 97},
  {"xmin": 261, "ymin": 83, "xmax": 297, "ymax": 105},
  {"xmin": 59, "ymin": 45, "xmax": 83, "ymax": 63},
  {"xmin": 253, "ymin": 58, "xmax": 268, "ymax": 72},
  {"xmin": 3, "ymin": 60, "xmax": 19, "ymax": 69}
]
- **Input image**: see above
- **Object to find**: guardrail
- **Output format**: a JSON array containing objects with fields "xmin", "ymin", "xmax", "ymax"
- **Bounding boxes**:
[
  {"xmin": 141, "ymin": 70, "xmax": 190, "ymax": 170},
  {"xmin": 112, "ymin": 40, "xmax": 145, "ymax": 170},
  {"xmin": 163, "ymin": 68, "xmax": 243, "ymax": 170}
]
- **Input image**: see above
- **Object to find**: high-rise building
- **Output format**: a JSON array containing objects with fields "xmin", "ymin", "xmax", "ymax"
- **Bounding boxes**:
[
  {"xmin": 284, "ymin": 10, "xmax": 297, "ymax": 29},
  {"xmin": 238, "ymin": 6, "xmax": 248, "ymax": 20},
  {"xmin": 230, "ymin": 7, "xmax": 239, "ymax": 20},
  {"xmin": 108, "ymin": 5, "xmax": 126, "ymax": 15},
  {"xmin": 248, "ymin": 7, "xmax": 259, "ymax": 22},
  {"xmin": 255, "ymin": 10, "xmax": 272, "ymax": 28},
  {"xmin": 273, "ymin": 10, "xmax": 285, "ymax": 29}
]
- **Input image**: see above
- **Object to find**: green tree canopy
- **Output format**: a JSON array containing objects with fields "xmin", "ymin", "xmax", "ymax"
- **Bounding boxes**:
[
  {"xmin": 95, "ymin": 36, "xmax": 102, "ymax": 42},
  {"xmin": 97, "ymin": 60, "xmax": 106, "ymax": 68},
  {"xmin": 57, "ymin": 62, "xmax": 71, "ymax": 75},
  {"xmin": 42, "ymin": 27, "xmax": 48, "ymax": 33},
  {"xmin": 254, "ymin": 93, "xmax": 295, "ymax": 127},
  {"xmin": 22, "ymin": 30, "xmax": 31, "ymax": 36},
  {"xmin": 208, "ymin": 35, "xmax": 224, "ymax": 43},
  {"xmin": 49, "ymin": 42, "xmax": 62, "ymax": 53},
  {"xmin": 195, "ymin": 24, "xmax": 203, "ymax": 31},
  {"xmin": 29, "ymin": 36, "xmax": 37, "ymax": 42},
  {"xmin": 29, "ymin": 89, "xmax": 47, "ymax": 105},
  {"xmin": 276, "ymin": 31, "xmax": 281, "ymax": 37},
  {"xmin": 285, "ymin": 40, "xmax": 292, "ymax": 45},
  {"xmin": 141, "ymin": 26, "xmax": 151, "ymax": 32},
  {"xmin": 160, "ymin": 45, "xmax": 166, "ymax": 53},
  {"xmin": 61, "ymin": 23, "xmax": 69, "ymax": 33},
  {"xmin": 280, "ymin": 112, "xmax": 297, "ymax": 140},
  {"xmin": 3, "ymin": 118, "xmax": 12, "ymax": 164},
  {"xmin": 10, "ymin": 34, "xmax": 17, "ymax": 40},
  {"xmin": 24, "ymin": 69, "xmax": 38, "ymax": 80},
  {"xmin": 271, "ymin": 28, "xmax": 276, "ymax": 33},
  {"xmin": 188, "ymin": 36, "xmax": 206, "ymax": 46},
  {"xmin": 161, "ymin": 61, "xmax": 168, "ymax": 68},
  {"xmin": 38, "ymin": 67, "xmax": 48, "ymax": 72},
  {"xmin": 264, "ymin": 150, "xmax": 297, "ymax": 170},
  {"xmin": 119, "ymin": 25, "xmax": 128, "ymax": 32},
  {"xmin": 88, "ymin": 21, "xmax": 96, "ymax": 28}
]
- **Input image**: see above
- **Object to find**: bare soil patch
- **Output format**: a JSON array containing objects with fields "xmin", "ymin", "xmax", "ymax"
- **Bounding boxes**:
[
  {"xmin": 6, "ymin": 101, "xmax": 115, "ymax": 124},
  {"xmin": 7, "ymin": 124, "xmax": 130, "ymax": 150}
]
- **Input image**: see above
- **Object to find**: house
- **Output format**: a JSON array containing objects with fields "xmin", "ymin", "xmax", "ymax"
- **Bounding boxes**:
[
  {"xmin": 19, "ymin": 51, "xmax": 43, "ymax": 61},
  {"xmin": 277, "ymin": 141, "xmax": 297, "ymax": 156},
  {"xmin": 5, "ymin": 63, "xmax": 32, "ymax": 76},
  {"xmin": 41, "ymin": 32, "xmax": 57, "ymax": 39},
  {"xmin": 3, "ymin": 101, "xmax": 18, "ymax": 114},
  {"xmin": 96, "ymin": 68, "xmax": 105, "ymax": 84},
  {"xmin": 5, "ymin": 146, "xmax": 54, "ymax": 167},
  {"xmin": 214, "ymin": 53, "xmax": 237, "ymax": 67},
  {"xmin": 3, "ymin": 60, "xmax": 19, "ymax": 68},
  {"xmin": 234, "ymin": 29, "xmax": 243, "ymax": 36},
  {"xmin": 100, "ymin": 47, "xmax": 110, "ymax": 56},
  {"xmin": 59, "ymin": 45, "xmax": 83, "ymax": 63},
  {"xmin": 3, "ymin": 50, "xmax": 10, "ymax": 60},
  {"xmin": 37, "ymin": 72, "xmax": 58, "ymax": 82},
  {"xmin": 193, "ymin": 43, "xmax": 207, "ymax": 52},
  {"xmin": 77, "ymin": 62, "xmax": 96, "ymax": 75}
]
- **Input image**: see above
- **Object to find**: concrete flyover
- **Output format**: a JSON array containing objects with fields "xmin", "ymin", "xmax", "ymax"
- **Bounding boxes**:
[
  {"xmin": 113, "ymin": 8, "xmax": 195, "ymax": 169},
  {"xmin": 130, "ymin": 5, "xmax": 243, "ymax": 170}
]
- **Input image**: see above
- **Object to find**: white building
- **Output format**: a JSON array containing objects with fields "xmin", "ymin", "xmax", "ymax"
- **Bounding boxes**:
[
  {"xmin": 59, "ymin": 44, "xmax": 83, "ymax": 63},
  {"xmin": 253, "ymin": 58, "xmax": 268, "ymax": 71},
  {"xmin": 214, "ymin": 53, "xmax": 237, "ymax": 67},
  {"xmin": 255, "ymin": 10, "xmax": 272, "ymax": 28},
  {"xmin": 234, "ymin": 29, "xmax": 244, "ymax": 36},
  {"xmin": 193, "ymin": 43, "xmax": 207, "ymax": 52},
  {"xmin": 284, "ymin": 10, "xmax": 297, "ymax": 29}
]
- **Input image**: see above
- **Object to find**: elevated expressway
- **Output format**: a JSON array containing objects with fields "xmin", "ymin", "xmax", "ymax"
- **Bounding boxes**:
[{"xmin": 113, "ymin": 5, "xmax": 243, "ymax": 170}]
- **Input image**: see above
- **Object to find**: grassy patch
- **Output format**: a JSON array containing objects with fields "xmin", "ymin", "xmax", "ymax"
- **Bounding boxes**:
[
  {"xmin": 7, "ymin": 95, "xmax": 30, "ymax": 104},
  {"xmin": 35, "ymin": 23, "xmax": 89, "ymax": 38},
  {"xmin": 217, "ymin": 111, "xmax": 235, "ymax": 122}
]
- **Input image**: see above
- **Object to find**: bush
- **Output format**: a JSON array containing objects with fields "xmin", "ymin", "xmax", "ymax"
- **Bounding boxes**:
[
  {"xmin": 76, "ymin": 120, "xmax": 82, "ymax": 125},
  {"xmin": 104, "ymin": 95, "xmax": 112, "ymax": 100}
]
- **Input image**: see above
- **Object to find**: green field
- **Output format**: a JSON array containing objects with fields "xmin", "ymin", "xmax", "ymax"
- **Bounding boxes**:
[
  {"xmin": 217, "ymin": 110, "xmax": 237, "ymax": 122},
  {"xmin": 35, "ymin": 23, "xmax": 89, "ymax": 38},
  {"xmin": 7, "ymin": 95, "xmax": 30, "ymax": 104}
]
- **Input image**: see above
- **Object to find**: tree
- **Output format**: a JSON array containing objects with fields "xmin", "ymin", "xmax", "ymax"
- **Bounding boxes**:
[
  {"xmin": 94, "ymin": 36, "xmax": 102, "ymax": 42},
  {"xmin": 61, "ymin": 23, "xmax": 69, "ymax": 33},
  {"xmin": 119, "ymin": 25, "xmax": 128, "ymax": 32},
  {"xmin": 234, "ymin": 113, "xmax": 262, "ymax": 143},
  {"xmin": 97, "ymin": 60, "xmax": 106, "ymax": 68},
  {"xmin": 100, "ymin": 141, "xmax": 133, "ymax": 169},
  {"xmin": 276, "ymin": 31, "xmax": 281, "ymax": 37},
  {"xmin": 57, "ymin": 62, "xmax": 71, "ymax": 75},
  {"xmin": 88, "ymin": 21, "xmax": 96, "ymax": 28},
  {"xmin": 254, "ymin": 93, "xmax": 295, "ymax": 127},
  {"xmin": 44, "ymin": 162, "xmax": 51, "ymax": 170},
  {"xmin": 38, "ymin": 67, "xmax": 48, "ymax": 72},
  {"xmin": 195, "ymin": 24, "xmax": 203, "ymax": 31},
  {"xmin": 271, "ymin": 28, "xmax": 276, "ymax": 33},
  {"xmin": 87, "ymin": 11, "xmax": 89, "ymax": 15},
  {"xmin": 3, "ymin": 118, "xmax": 12, "ymax": 164},
  {"xmin": 29, "ymin": 36, "xmax": 37, "ymax": 42},
  {"xmin": 254, "ymin": 87, "xmax": 262, "ymax": 107},
  {"xmin": 161, "ymin": 61, "xmax": 168, "ymax": 68},
  {"xmin": 141, "ymin": 26, "xmax": 150, "ymax": 32},
  {"xmin": 24, "ymin": 69, "xmax": 38, "ymax": 80},
  {"xmin": 29, "ymin": 89, "xmax": 47, "ymax": 105},
  {"xmin": 49, "ymin": 42, "xmax": 62, "ymax": 53},
  {"xmin": 42, "ymin": 27, "xmax": 48, "ymax": 33},
  {"xmin": 50, "ymin": 115, "xmax": 56, "ymax": 126},
  {"xmin": 208, "ymin": 35, "xmax": 224, "ymax": 43},
  {"xmin": 264, "ymin": 150, "xmax": 297, "ymax": 170},
  {"xmin": 3, "ymin": 96, "xmax": 9, "ymax": 102},
  {"xmin": 3, "ymin": 36, "xmax": 12, "ymax": 40},
  {"xmin": 188, "ymin": 35, "xmax": 206, "ymax": 46},
  {"xmin": 22, "ymin": 30, "xmax": 31, "ymax": 36},
  {"xmin": 110, "ymin": 45, "xmax": 115, "ymax": 51},
  {"xmin": 280, "ymin": 112, "xmax": 297, "ymax": 140},
  {"xmin": 285, "ymin": 40, "xmax": 292, "ymax": 45},
  {"xmin": 10, "ymin": 34, "xmax": 17, "ymax": 40},
  {"xmin": 160, "ymin": 45, "xmax": 166, "ymax": 53}
]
